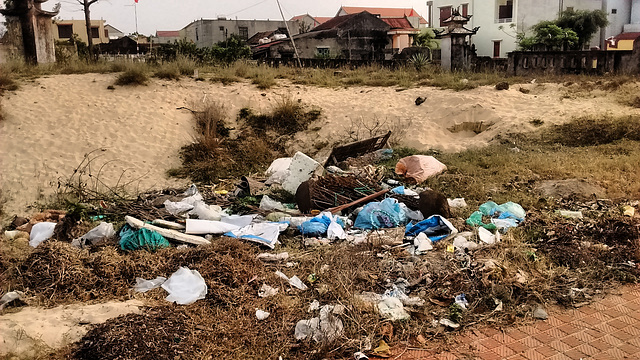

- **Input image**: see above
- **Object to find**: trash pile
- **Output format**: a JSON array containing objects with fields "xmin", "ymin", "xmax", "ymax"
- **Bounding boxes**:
[{"xmin": 2, "ymin": 134, "xmax": 639, "ymax": 360}]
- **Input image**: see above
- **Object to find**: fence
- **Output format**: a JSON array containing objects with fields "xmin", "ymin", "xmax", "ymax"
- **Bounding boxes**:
[
  {"xmin": 258, "ymin": 57, "xmax": 407, "ymax": 69},
  {"xmin": 507, "ymin": 48, "xmax": 639, "ymax": 76}
]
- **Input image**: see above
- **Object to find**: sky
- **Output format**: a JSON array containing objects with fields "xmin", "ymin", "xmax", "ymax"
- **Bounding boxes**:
[{"xmin": 46, "ymin": 0, "xmax": 430, "ymax": 35}]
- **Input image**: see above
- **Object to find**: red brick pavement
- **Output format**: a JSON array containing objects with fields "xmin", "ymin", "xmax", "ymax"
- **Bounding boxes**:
[{"xmin": 397, "ymin": 285, "xmax": 640, "ymax": 360}]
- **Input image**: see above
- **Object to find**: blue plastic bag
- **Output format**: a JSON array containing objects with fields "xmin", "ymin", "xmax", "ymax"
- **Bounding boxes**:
[
  {"xmin": 299, "ymin": 213, "xmax": 345, "ymax": 237},
  {"xmin": 354, "ymin": 198, "xmax": 407, "ymax": 230},
  {"xmin": 405, "ymin": 215, "xmax": 457, "ymax": 241}
]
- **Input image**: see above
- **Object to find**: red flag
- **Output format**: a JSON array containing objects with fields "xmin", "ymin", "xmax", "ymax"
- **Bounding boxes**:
[{"xmin": 134, "ymin": 0, "xmax": 138, "ymax": 2}]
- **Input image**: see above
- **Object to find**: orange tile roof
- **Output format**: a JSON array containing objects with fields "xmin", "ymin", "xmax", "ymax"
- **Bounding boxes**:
[{"xmin": 339, "ymin": 6, "xmax": 427, "ymax": 24}]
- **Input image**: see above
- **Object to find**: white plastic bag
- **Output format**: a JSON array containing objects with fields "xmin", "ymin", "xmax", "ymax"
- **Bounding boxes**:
[
  {"xmin": 414, "ymin": 233, "xmax": 433, "ymax": 252},
  {"xmin": 259, "ymin": 195, "xmax": 286, "ymax": 211},
  {"xmin": 134, "ymin": 276, "xmax": 167, "ymax": 293},
  {"xmin": 29, "ymin": 222, "xmax": 57, "ymax": 247},
  {"xmin": 256, "ymin": 309, "xmax": 270, "ymax": 320},
  {"xmin": 189, "ymin": 202, "xmax": 222, "ymax": 221},
  {"xmin": 163, "ymin": 199, "xmax": 194, "ymax": 216},
  {"xmin": 224, "ymin": 222, "xmax": 288, "ymax": 249},
  {"xmin": 162, "ymin": 267, "xmax": 207, "ymax": 305},
  {"xmin": 73, "ymin": 222, "xmax": 116, "ymax": 247}
]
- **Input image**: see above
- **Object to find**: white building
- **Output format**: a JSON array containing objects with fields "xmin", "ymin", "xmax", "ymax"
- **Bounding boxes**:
[{"xmin": 427, "ymin": 0, "xmax": 640, "ymax": 58}]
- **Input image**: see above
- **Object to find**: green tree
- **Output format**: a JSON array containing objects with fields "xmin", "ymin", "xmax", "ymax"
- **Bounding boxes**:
[
  {"xmin": 556, "ymin": 9, "xmax": 608, "ymax": 49},
  {"xmin": 414, "ymin": 28, "xmax": 439, "ymax": 49},
  {"xmin": 517, "ymin": 20, "xmax": 580, "ymax": 51}
]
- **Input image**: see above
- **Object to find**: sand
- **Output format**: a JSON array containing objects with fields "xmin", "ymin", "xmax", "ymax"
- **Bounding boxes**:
[
  {"xmin": 1, "ymin": 74, "xmax": 638, "ymax": 216},
  {"xmin": 0, "ymin": 300, "xmax": 142, "ymax": 356}
]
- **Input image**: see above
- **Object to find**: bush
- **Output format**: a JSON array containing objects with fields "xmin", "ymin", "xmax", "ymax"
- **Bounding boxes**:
[
  {"xmin": 154, "ymin": 65, "xmax": 181, "ymax": 80},
  {"xmin": 0, "ymin": 72, "xmax": 18, "ymax": 91},
  {"xmin": 114, "ymin": 68, "xmax": 148, "ymax": 86},
  {"xmin": 240, "ymin": 97, "xmax": 322, "ymax": 135}
]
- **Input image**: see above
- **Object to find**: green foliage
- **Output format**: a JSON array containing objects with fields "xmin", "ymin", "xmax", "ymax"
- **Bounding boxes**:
[
  {"xmin": 556, "ymin": 9, "xmax": 609, "ymax": 49},
  {"xmin": 518, "ymin": 9, "xmax": 607, "ymax": 51},
  {"xmin": 414, "ymin": 28, "xmax": 439, "ymax": 49},
  {"xmin": 409, "ymin": 52, "xmax": 430, "ymax": 71},
  {"xmin": 240, "ymin": 97, "xmax": 322, "ymax": 135},
  {"xmin": 155, "ymin": 35, "xmax": 251, "ymax": 64},
  {"xmin": 517, "ymin": 21, "xmax": 578, "ymax": 51}
]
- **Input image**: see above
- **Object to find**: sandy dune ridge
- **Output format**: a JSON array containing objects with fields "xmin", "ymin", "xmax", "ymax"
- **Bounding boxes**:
[{"xmin": 0, "ymin": 73, "xmax": 637, "ymax": 216}]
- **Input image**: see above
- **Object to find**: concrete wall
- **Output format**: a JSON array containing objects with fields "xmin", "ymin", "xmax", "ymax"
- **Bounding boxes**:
[
  {"xmin": 35, "ymin": 15, "xmax": 55, "ymax": 62},
  {"xmin": 183, "ymin": 19, "xmax": 299, "ymax": 48},
  {"xmin": 0, "ymin": 16, "xmax": 24, "ymax": 63},
  {"xmin": 507, "ymin": 48, "xmax": 640, "ymax": 75},
  {"xmin": 53, "ymin": 20, "xmax": 109, "ymax": 44}
]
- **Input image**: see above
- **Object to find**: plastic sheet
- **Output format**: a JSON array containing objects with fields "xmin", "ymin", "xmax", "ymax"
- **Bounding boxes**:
[
  {"xmin": 134, "ymin": 276, "xmax": 167, "ymax": 293},
  {"xmin": 119, "ymin": 224, "xmax": 170, "ymax": 251},
  {"xmin": 224, "ymin": 222, "xmax": 288, "ymax": 249},
  {"xmin": 405, "ymin": 215, "xmax": 457, "ymax": 241},
  {"xmin": 161, "ymin": 267, "xmax": 207, "ymax": 305}
]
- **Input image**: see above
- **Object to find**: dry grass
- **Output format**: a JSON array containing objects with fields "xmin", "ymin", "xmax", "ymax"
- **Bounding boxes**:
[
  {"xmin": 114, "ymin": 67, "xmax": 149, "ymax": 86},
  {"xmin": 239, "ymin": 96, "xmax": 322, "ymax": 135}
]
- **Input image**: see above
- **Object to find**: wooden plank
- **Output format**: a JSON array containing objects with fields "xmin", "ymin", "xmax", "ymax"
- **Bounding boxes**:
[{"xmin": 125, "ymin": 216, "xmax": 210, "ymax": 246}]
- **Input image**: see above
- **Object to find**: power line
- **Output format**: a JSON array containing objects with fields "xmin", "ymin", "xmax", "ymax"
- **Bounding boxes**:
[{"xmin": 227, "ymin": 0, "xmax": 269, "ymax": 17}]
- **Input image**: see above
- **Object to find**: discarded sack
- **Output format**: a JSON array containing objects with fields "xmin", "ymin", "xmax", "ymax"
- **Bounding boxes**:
[
  {"xmin": 405, "ymin": 215, "xmax": 457, "ymax": 241},
  {"xmin": 353, "ymin": 198, "xmax": 407, "ymax": 230},
  {"xmin": 119, "ymin": 224, "xmax": 170, "ymax": 251},
  {"xmin": 395, "ymin": 155, "xmax": 446, "ymax": 183},
  {"xmin": 161, "ymin": 267, "xmax": 207, "ymax": 305}
]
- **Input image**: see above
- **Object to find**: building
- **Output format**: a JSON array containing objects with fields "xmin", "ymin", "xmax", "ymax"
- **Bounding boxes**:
[
  {"xmin": 154, "ymin": 30, "xmax": 181, "ymax": 44},
  {"xmin": 427, "ymin": 0, "xmax": 640, "ymax": 58},
  {"xmin": 266, "ymin": 12, "xmax": 394, "ymax": 60},
  {"xmin": 290, "ymin": 14, "xmax": 333, "ymax": 33},
  {"xmin": 53, "ymin": 19, "xmax": 109, "ymax": 44},
  {"xmin": 104, "ymin": 24, "xmax": 124, "ymax": 40},
  {"xmin": 336, "ymin": 6, "xmax": 428, "ymax": 28},
  {"xmin": 181, "ymin": 18, "xmax": 299, "ymax": 48}
]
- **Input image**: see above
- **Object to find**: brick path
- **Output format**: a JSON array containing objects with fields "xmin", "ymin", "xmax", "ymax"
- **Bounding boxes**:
[{"xmin": 399, "ymin": 285, "xmax": 640, "ymax": 360}]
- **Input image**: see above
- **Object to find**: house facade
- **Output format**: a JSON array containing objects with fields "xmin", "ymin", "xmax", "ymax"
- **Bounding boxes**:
[
  {"xmin": 53, "ymin": 19, "xmax": 109, "ymax": 44},
  {"xmin": 181, "ymin": 18, "xmax": 299, "ymax": 48},
  {"xmin": 427, "ymin": 0, "xmax": 639, "ymax": 58},
  {"xmin": 290, "ymin": 14, "xmax": 333, "ymax": 33},
  {"xmin": 104, "ymin": 24, "xmax": 124, "ymax": 40},
  {"xmin": 267, "ymin": 12, "xmax": 391, "ymax": 60},
  {"xmin": 337, "ymin": 6, "xmax": 428, "ymax": 28},
  {"xmin": 154, "ymin": 30, "xmax": 181, "ymax": 44}
]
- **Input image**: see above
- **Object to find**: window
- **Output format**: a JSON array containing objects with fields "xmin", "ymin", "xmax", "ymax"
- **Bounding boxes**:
[
  {"xmin": 461, "ymin": 3, "xmax": 468, "ymax": 17},
  {"xmin": 238, "ymin": 26, "xmax": 249, "ymax": 40},
  {"xmin": 104, "ymin": 29, "xmax": 108, "ymax": 38},
  {"xmin": 612, "ymin": 8, "xmax": 617, "ymax": 14},
  {"xmin": 91, "ymin": 27, "xmax": 99, "ymax": 38},
  {"xmin": 496, "ymin": 0, "xmax": 513, "ymax": 23},
  {"xmin": 439, "ymin": 6, "xmax": 451, "ymax": 27},
  {"xmin": 219, "ymin": 26, "xmax": 225, "ymax": 31},
  {"xmin": 316, "ymin": 46, "xmax": 330, "ymax": 57},
  {"xmin": 195, "ymin": 28, "xmax": 199, "ymax": 41},
  {"xmin": 278, "ymin": 27, "xmax": 288, "ymax": 36},
  {"xmin": 57, "ymin": 24, "xmax": 73, "ymax": 39}
]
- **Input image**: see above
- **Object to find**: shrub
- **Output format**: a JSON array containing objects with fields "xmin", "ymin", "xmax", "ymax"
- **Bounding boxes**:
[
  {"xmin": 0, "ymin": 72, "xmax": 18, "ymax": 91},
  {"xmin": 114, "ymin": 68, "xmax": 148, "ymax": 86},
  {"xmin": 241, "ymin": 97, "xmax": 322, "ymax": 134},
  {"xmin": 154, "ymin": 65, "xmax": 181, "ymax": 80},
  {"xmin": 547, "ymin": 115, "xmax": 640, "ymax": 146}
]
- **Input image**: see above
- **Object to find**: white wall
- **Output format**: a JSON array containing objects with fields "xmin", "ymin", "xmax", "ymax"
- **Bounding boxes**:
[{"xmin": 430, "ymin": 0, "xmax": 633, "ymax": 58}]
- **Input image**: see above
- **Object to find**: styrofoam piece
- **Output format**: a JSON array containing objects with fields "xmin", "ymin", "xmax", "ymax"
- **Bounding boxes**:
[{"xmin": 282, "ymin": 152, "xmax": 323, "ymax": 194}]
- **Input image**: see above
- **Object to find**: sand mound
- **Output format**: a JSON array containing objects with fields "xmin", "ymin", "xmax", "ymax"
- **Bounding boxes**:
[{"xmin": 1, "ymin": 74, "xmax": 638, "ymax": 216}]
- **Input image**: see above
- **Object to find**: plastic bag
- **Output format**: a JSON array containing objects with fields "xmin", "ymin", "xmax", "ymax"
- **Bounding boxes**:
[
  {"xmin": 259, "ymin": 195, "xmax": 286, "ymax": 211},
  {"xmin": 163, "ymin": 199, "xmax": 194, "ymax": 216},
  {"xmin": 134, "ymin": 276, "xmax": 167, "ymax": 293},
  {"xmin": 299, "ymin": 212, "xmax": 346, "ymax": 239},
  {"xmin": 29, "ymin": 222, "xmax": 57, "ymax": 247},
  {"xmin": 465, "ymin": 211, "xmax": 497, "ymax": 230},
  {"xmin": 405, "ymin": 215, "xmax": 457, "ymax": 241},
  {"xmin": 119, "ymin": 224, "xmax": 170, "ymax": 251},
  {"xmin": 399, "ymin": 203, "xmax": 424, "ymax": 222},
  {"xmin": 395, "ymin": 155, "xmax": 447, "ymax": 183},
  {"xmin": 224, "ymin": 222, "xmax": 288, "ymax": 249},
  {"xmin": 162, "ymin": 267, "xmax": 207, "ymax": 305},
  {"xmin": 73, "ymin": 222, "xmax": 115, "ymax": 247},
  {"xmin": 353, "ymin": 198, "xmax": 407, "ymax": 230},
  {"xmin": 189, "ymin": 202, "xmax": 222, "ymax": 221}
]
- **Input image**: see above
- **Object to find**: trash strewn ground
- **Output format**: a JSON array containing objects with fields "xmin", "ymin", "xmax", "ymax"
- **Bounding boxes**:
[{"xmin": 1, "ymin": 109, "xmax": 639, "ymax": 359}]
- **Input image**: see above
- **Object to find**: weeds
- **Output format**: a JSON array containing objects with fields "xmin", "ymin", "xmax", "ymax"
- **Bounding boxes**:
[
  {"xmin": 239, "ymin": 97, "xmax": 322, "ymax": 135},
  {"xmin": 0, "ymin": 72, "xmax": 19, "ymax": 91},
  {"xmin": 153, "ymin": 63, "xmax": 181, "ymax": 80},
  {"xmin": 114, "ymin": 68, "xmax": 148, "ymax": 86},
  {"xmin": 545, "ymin": 115, "xmax": 640, "ymax": 146}
]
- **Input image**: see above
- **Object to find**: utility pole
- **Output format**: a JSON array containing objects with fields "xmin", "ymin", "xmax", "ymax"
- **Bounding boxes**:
[{"xmin": 276, "ymin": 0, "xmax": 302, "ymax": 67}]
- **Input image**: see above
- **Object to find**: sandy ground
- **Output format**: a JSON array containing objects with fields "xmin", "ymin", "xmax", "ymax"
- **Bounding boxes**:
[
  {"xmin": 0, "ymin": 300, "xmax": 141, "ymax": 356},
  {"xmin": 1, "ymin": 74, "xmax": 638, "ymax": 216}
]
